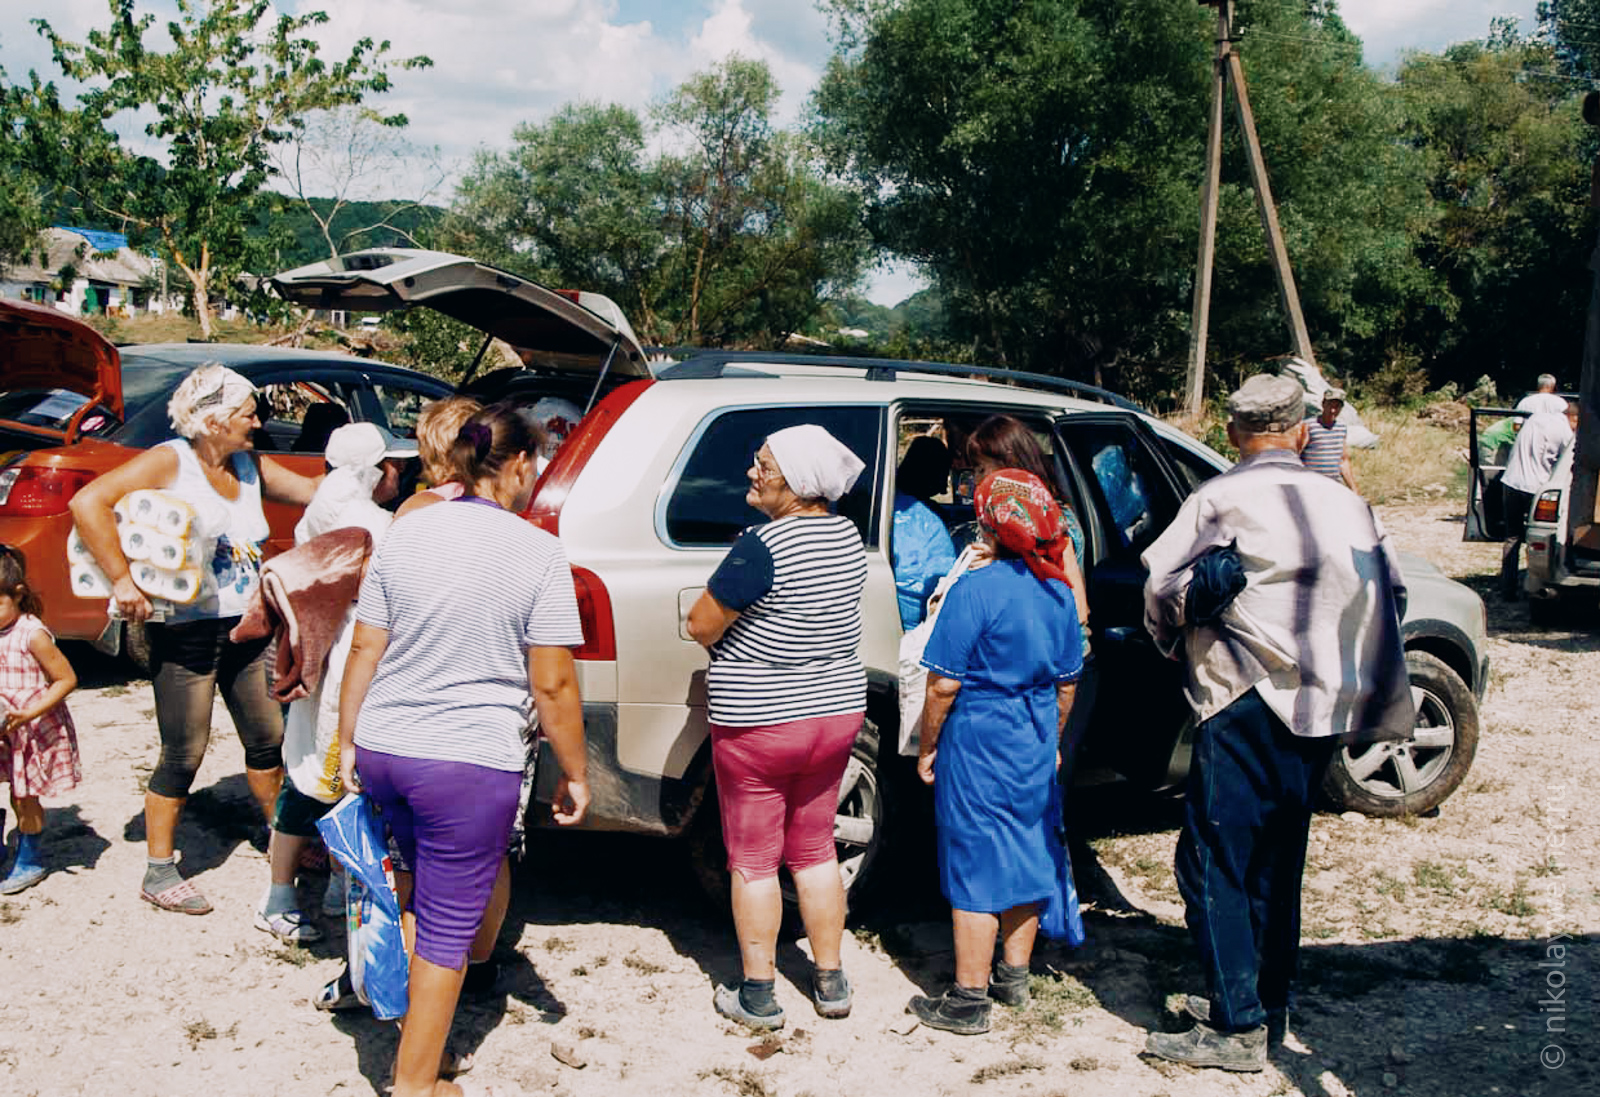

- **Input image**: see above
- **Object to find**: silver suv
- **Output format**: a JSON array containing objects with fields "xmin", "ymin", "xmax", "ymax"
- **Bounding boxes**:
[{"xmin": 275, "ymin": 249, "xmax": 1490, "ymax": 908}]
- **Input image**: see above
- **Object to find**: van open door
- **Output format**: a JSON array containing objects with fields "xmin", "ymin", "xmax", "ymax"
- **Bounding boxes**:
[{"xmin": 1465, "ymin": 407, "xmax": 1527, "ymax": 542}]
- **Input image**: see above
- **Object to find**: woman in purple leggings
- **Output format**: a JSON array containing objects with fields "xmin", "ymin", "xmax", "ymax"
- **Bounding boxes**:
[{"xmin": 338, "ymin": 403, "xmax": 589, "ymax": 1097}]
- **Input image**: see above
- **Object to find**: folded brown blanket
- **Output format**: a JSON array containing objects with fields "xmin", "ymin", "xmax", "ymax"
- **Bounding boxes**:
[{"xmin": 230, "ymin": 527, "xmax": 371, "ymax": 702}]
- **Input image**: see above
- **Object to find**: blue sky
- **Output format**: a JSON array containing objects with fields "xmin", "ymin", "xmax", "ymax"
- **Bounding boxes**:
[{"xmin": 0, "ymin": 1, "xmax": 1545, "ymax": 304}]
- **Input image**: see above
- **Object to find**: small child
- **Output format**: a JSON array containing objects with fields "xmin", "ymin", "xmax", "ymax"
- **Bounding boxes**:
[{"xmin": 0, "ymin": 546, "xmax": 80, "ymax": 895}]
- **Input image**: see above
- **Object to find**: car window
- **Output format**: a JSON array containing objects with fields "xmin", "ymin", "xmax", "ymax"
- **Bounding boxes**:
[
  {"xmin": 1159, "ymin": 438, "xmax": 1226, "ymax": 492},
  {"xmin": 370, "ymin": 382, "xmax": 431, "ymax": 440},
  {"xmin": 255, "ymin": 381, "xmax": 351, "ymax": 454},
  {"xmin": 664, "ymin": 406, "xmax": 883, "ymax": 548},
  {"xmin": 1056, "ymin": 417, "xmax": 1182, "ymax": 559}
]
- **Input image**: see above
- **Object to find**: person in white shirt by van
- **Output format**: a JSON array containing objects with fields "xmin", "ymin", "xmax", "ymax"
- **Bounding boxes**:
[
  {"xmin": 1515, "ymin": 374, "xmax": 1568, "ymax": 416},
  {"xmin": 1500, "ymin": 402, "xmax": 1578, "ymax": 597}
]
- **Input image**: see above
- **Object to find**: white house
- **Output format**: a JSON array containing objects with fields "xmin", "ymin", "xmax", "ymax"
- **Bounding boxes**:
[{"xmin": 0, "ymin": 227, "xmax": 180, "ymax": 316}]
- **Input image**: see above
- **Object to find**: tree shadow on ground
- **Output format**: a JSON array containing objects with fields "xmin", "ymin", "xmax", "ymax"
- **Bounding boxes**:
[{"xmin": 122, "ymin": 771, "xmax": 265, "ymax": 880}]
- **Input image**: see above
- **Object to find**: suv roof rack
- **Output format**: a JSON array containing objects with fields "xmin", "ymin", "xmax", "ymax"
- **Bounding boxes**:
[{"xmin": 650, "ymin": 348, "xmax": 1144, "ymax": 412}]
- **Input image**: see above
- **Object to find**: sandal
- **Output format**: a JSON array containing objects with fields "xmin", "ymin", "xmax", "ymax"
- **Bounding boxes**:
[
  {"xmin": 140, "ymin": 877, "xmax": 213, "ymax": 915},
  {"xmin": 313, "ymin": 970, "xmax": 364, "ymax": 1013},
  {"xmin": 254, "ymin": 908, "xmax": 324, "ymax": 944}
]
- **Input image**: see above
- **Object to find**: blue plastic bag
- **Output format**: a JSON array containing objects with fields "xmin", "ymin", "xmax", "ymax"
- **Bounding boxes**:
[
  {"xmin": 316, "ymin": 793, "xmax": 409, "ymax": 1019},
  {"xmin": 1039, "ymin": 777, "xmax": 1085, "ymax": 946}
]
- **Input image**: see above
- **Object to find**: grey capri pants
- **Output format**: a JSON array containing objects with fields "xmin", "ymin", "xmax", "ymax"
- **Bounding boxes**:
[{"xmin": 147, "ymin": 617, "xmax": 283, "ymax": 799}]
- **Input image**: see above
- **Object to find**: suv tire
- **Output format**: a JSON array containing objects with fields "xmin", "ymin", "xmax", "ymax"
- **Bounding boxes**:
[
  {"xmin": 1321, "ymin": 651, "xmax": 1479, "ymax": 817},
  {"xmin": 688, "ymin": 715, "xmax": 890, "ymax": 921}
]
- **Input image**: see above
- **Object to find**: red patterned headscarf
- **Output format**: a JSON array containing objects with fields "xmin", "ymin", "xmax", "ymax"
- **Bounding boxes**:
[{"xmin": 974, "ymin": 468, "xmax": 1072, "ymax": 586}]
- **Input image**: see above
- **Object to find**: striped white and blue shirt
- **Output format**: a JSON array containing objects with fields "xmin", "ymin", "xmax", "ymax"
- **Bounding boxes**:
[
  {"xmin": 706, "ymin": 514, "xmax": 867, "ymax": 727},
  {"xmin": 353, "ymin": 500, "xmax": 584, "ymax": 772}
]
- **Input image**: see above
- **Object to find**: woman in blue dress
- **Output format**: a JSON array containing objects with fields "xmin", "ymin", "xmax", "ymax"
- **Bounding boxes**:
[{"xmin": 909, "ymin": 468, "xmax": 1084, "ymax": 1035}]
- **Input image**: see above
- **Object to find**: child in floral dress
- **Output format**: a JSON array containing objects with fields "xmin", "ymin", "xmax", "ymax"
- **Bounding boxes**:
[{"xmin": 0, "ymin": 547, "xmax": 80, "ymax": 894}]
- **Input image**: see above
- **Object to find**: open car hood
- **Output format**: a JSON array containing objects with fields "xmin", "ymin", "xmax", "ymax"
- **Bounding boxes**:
[
  {"xmin": 0, "ymin": 298, "xmax": 123, "ymax": 420},
  {"xmin": 269, "ymin": 249, "xmax": 648, "ymax": 378}
]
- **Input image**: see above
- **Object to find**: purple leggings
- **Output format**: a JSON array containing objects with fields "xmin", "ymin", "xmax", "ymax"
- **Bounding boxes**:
[{"xmin": 355, "ymin": 747, "xmax": 521, "ymax": 970}]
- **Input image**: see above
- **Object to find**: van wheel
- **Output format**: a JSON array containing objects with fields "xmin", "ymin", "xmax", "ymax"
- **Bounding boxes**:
[
  {"xmin": 122, "ymin": 621, "xmax": 153, "ymax": 677},
  {"xmin": 1321, "ymin": 651, "xmax": 1479, "ymax": 817},
  {"xmin": 687, "ymin": 716, "xmax": 890, "ymax": 922}
]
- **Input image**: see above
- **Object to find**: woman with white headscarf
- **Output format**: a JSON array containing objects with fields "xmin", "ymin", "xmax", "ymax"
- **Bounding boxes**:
[
  {"xmin": 687, "ymin": 424, "xmax": 868, "ymax": 1032},
  {"xmin": 71, "ymin": 364, "xmax": 319, "ymax": 915}
]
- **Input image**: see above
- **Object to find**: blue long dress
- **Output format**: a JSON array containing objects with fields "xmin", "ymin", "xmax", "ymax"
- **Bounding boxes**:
[{"xmin": 921, "ymin": 557, "xmax": 1083, "ymax": 912}]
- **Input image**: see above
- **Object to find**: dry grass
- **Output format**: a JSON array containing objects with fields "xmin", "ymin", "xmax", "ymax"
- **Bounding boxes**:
[
  {"xmin": 1349, "ymin": 405, "xmax": 1470, "ymax": 505},
  {"xmin": 1165, "ymin": 401, "xmax": 1468, "ymax": 506}
]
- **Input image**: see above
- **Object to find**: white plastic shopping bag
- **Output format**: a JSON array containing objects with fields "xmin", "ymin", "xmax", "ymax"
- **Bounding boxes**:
[{"xmin": 898, "ymin": 546, "xmax": 979, "ymax": 755}]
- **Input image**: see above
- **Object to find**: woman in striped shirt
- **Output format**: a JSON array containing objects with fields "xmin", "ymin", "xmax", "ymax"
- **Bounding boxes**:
[
  {"xmin": 338, "ymin": 403, "xmax": 590, "ymax": 1097},
  {"xmin": 688, "ymin": 424, "xmax": 868, "ymax": 1032}
]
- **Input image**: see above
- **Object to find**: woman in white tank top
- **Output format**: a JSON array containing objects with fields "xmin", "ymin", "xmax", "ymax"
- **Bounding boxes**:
[{"xmin": 70, "ymin": 364, "xmax": 320, "ymax": 916}]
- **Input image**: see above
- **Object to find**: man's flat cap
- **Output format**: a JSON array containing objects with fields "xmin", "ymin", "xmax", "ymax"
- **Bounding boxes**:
[{"xmin": 1228, "ymin": 374, "xmax": 1305, "ymax": 433}]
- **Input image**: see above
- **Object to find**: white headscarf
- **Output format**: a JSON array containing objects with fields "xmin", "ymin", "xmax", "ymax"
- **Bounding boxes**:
[
  {"xmin": 293, "ymin": 466, "xmax": 393, "ymax": 547},
  {"xmin": 168, "ymin": 364, "xmax": 257, "ymax": 440},
  {"xmin": 765, "ymin": 424, "xmax": 865, "ymax": 502}
]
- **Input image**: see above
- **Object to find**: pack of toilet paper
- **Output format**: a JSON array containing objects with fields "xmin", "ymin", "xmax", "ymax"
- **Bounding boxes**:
[{"xmin": 69, "ymin": 490, "xmax": 223, "ymax": 607}]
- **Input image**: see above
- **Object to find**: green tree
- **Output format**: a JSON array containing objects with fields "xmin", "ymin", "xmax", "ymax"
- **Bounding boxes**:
[
  {"xmin": 1396, "ymin": 33, "xmax": 1594, "ymax": 390},
  {"xmin": 449, "ymin": 57, "xmax": 871, "ymax": 348},
  {"xmin": 0, "ymin": 67, "xmax": 49, "ymax": 274},
  {"xmin": 447, "ymin": 102, "xmax": 662, "ymax": 317},
  {"xmin": 814, "ymin": 0, "xmax": 1437, "ymax": 397},
  {"xmin": 25, "ymin": 0, "xmax": 429, "ymax": 337}
]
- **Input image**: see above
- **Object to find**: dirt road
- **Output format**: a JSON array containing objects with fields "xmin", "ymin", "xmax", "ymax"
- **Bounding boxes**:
[{"xmin": 0, "ymin": 502, "xmax": 1593, "ymax": 1097}]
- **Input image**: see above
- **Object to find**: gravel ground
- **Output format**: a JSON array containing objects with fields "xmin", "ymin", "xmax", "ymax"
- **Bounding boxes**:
[{"xmin": 0, "ymin": 501, "xmax": 1594, "ymax": 1097}]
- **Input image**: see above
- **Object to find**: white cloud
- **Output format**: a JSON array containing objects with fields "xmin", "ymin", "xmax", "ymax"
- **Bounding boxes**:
[{"xmin": 1336, "ymin": 1, "xmax": 1538, "ymax": 65}]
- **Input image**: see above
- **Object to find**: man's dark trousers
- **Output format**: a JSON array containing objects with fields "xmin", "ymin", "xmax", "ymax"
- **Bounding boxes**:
[{"xmin": 1174, "ymin": 689, "xmax": 1337, "ymax": 1032}]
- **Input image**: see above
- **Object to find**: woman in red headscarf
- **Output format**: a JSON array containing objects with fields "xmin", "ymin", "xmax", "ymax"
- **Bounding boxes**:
[{"xmin": 907, "ymin": 469, "xmax": 1084, "ymax": 1036}]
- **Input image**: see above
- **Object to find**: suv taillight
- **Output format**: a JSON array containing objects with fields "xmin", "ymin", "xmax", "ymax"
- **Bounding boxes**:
[
  {"xmin": 1533, "ymin": 491, "xmax": 1561, "ymax": 524},
  {"xmin": 571, "ymin": 566, "xmax": 616, "ymax": 661},
  {"xmin": 526, "ymin": 380, "xmax": 653, "ymax": 535},
  {"xmin": 0, "ymin": 466, "xmax": 96, "ymax": 516}
]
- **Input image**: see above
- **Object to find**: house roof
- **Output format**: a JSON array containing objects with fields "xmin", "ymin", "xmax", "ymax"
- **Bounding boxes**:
[{"xmin": 3, "ymin": 227, "xmax": 157, "ymax": 288}]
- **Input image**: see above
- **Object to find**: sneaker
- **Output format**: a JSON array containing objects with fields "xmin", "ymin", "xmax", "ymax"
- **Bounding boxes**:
[
  {"xmin": 988, "ymin": 961, "xmax": 1030, "ymax": 1008},
  {"xmin": 713, "ymin": 983, "xmax": 785, "ymax": 1032},
  {"xmin": 0, "ymin": 862, "xmax": 46, "ymax": 895},
  {"xmin": 254, "ymin": 908, "xmax": 324, "ymax": 944},
  {"xmin": 1181, "ymin": 994, "xmax": 1288, "ymax": 1048},
  {"xmin": 1145, "ymin": 1021, "xmax": 1267, "ymax": 1072},
  {"xmin": 812, "ymin": 968, "xmax": 853, "ymax": 1019},
  {"xmin": 907, "ymin": 988, "xmax": 991, "ymax": 1035}
]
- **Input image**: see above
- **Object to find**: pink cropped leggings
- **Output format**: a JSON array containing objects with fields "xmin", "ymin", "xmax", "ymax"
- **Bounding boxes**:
[{"xmin": 710, "ymin": 712, "xmax": 863, "ymax": 881}]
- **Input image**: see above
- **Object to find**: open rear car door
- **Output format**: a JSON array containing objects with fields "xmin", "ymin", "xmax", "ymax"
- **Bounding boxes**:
[
  {"xmin": 1465, "ymin": 407, "xmax": 1526, "ymax": 542},
  {"xmin": 269, "ymin": 249, "xmax": 649, "ymax": 398}
]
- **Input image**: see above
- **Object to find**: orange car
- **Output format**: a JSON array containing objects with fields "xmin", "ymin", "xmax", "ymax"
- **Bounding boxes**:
[{"xmin": 0, "ymin": 299, "xmax": 452, "ymax": 663}]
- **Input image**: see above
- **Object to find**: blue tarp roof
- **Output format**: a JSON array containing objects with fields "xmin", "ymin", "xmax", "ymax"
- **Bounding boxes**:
[{"xmin": 55, "ymin": 226, "xmax": 129, "ymax": 253}]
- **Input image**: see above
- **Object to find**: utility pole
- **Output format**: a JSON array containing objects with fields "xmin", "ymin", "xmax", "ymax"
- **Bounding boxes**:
[{"xmin": 1185, "ymin": 0, "xmax": 1317, "ymax": 417}]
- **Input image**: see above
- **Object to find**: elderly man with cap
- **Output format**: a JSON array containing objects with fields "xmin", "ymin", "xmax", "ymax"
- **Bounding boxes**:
[
  {"xmin": 1300, "ymin": 387, "xmax": 1357, "ymax": 492},
  {"xmin": 687, "ymin": 424, "xmax": 868, "ymax": 1031},
  {"xmin": 1140, "ymin": 374, "xmax": 1413, "ymax": 1072}
]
